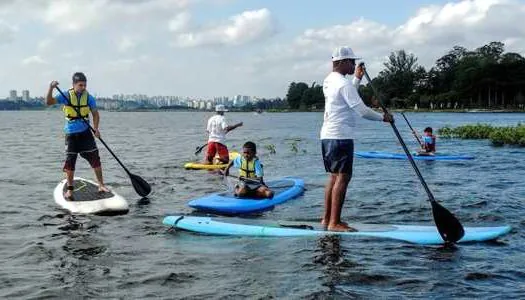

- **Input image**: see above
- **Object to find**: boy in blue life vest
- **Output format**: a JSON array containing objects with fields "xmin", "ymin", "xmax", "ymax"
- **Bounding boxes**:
[
  {"xmin": 223, "ymin": 141, "xmax": 274, "ymax": 199},
  {"xmin": 415, "ymin": 127, "xmax": 436, "ymax": 155}
]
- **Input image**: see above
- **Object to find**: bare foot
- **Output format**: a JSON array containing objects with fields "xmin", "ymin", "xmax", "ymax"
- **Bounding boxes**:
[
  {"xmin": 98, "ymin": 185, "xmax": 110, "ymax": 193},
  {"xmin": 327, "ymin": 222, "xmax": 357, "ymax": 232},
  {"xmin": 64, "ymin": 190, "xmax": 74, "ymax": 201},
  {"xmin": 322, "ymin": 218, "xmax": 348, "ymax": 226}
]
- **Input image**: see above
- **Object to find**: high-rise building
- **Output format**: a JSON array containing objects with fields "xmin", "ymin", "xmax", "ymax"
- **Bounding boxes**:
[
  {"xmin": 22, "ymin": 90, "xmax": 30, "ymax": 101},
  {"xmin": 9, "ymin": 90, "xmax": 17, "ymax": 101}
]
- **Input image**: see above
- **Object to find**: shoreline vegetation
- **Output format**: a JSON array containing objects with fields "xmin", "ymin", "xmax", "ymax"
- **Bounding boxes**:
[
  {"xmin": 3, "ymin": 107, "xmax": 525, "ymax": 113},
  {"xmin": 438, "ymin": 123, "xmax": 525, "ymax": 147},
  {"xmin": 2, "ymin": 106, "xmax": 525, "ymax": 113},
  {"xmin": 285, "ymin": 41, "xmax": 525, "ymax": 112}
]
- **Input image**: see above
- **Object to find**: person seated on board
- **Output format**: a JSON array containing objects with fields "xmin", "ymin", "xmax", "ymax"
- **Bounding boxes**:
[
  {"xmin": 223, "ymin": 141, "xmax": 274, "ymax": 199},
  {"xmin": 415, "ymin": 127, "xmax": 436, "ymax": 155},
  {"xmin": 204, "ymin": 104, "xmax": 243, "ymax": 165}
]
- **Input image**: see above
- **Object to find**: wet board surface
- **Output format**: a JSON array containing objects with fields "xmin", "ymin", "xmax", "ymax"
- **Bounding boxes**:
[
  {"xmin": 355, "ymin": 151, "xmax": 475, "ymax": 161},
  {"xmin": 188, "ymin": 177, "xmax": 305, "ymax": 214},
  {"xmin": 54, "ymin": 177, "xmax": 129, "ymax": 215},
  {"xmin": 184, "ymin": 151, "xmax": 240, "ymax": 170},
  {"xmin": 163, "ymin": 216, "xmax": 511, "ymax": 245}
]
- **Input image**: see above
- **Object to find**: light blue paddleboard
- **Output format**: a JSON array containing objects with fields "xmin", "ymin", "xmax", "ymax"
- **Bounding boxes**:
[
  {"xmin": 188, "ymin": 177, "xmax": 305, "ymax": 214},
  {"xmin": 163, "ymin": 216, "xmax": 511, "ymax": 245},
  {"xmin": 355, "ymin": 151, "xmax": 475, "ymax": 161}
]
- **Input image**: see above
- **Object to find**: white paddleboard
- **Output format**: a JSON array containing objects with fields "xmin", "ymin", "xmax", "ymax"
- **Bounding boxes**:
[{"xmin": 54, "ymin": 177, "xmax": 129, "ymax": 215}]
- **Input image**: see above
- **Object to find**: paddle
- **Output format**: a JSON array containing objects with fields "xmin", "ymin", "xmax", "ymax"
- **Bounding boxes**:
[
  {"xmin": 223, "ymin": 174, "xmax": 263, "ymax": 184},
  {"xmin": 55, "ymin": 86, "xmax": 151, "ymax": 197},
  {"xmin": 360, "ymin": 62, "xmax": 464, "ymax": 244},
  {"xmin": 194, "ymin": 143, "xmax": 207, "ymax": 155},
  {"xmin": 401, "ymin": 112, "xmax": 423, "ymax": 148}
]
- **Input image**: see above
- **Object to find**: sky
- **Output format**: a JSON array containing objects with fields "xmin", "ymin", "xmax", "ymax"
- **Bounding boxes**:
[{"xmin": 1, "ymin": 0, "xmax": 525, "ymax": 99}]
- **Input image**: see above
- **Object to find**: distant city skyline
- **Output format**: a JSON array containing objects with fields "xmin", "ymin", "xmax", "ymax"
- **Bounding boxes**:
[{"xmin": 1, "ymin": 88, "xmax": 278, "ymax": 110}]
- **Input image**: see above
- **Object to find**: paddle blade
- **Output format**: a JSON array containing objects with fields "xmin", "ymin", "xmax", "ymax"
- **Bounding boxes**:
[
  {"xmin": 130, "ymin": 173, "xmax": 151, "ymax": 197},
  {"xmin": 431, "ymin": 201, "xmax": 465, "ymax": 243}
]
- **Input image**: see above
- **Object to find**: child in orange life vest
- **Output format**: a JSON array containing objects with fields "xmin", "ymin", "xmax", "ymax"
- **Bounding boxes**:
[
  {"xmin": 223, "ymin": 141, "xmax": 274, "ymax": 198},
  {"xmin": 417, "ymin": 127, "xmax": 436, "ymax": 155}
]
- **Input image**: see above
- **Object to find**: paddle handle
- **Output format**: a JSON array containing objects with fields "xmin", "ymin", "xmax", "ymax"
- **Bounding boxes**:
[
  {"xmin": 55, "ymin": 87, "xmax": 133, "ymax": 176},
  {"xmin": 401, "ymin": 112, "xmax": 423, "ymax": 147},
  {"xmin": 361, "ymin": 64, "xmax": 436, "ymax": 202}
]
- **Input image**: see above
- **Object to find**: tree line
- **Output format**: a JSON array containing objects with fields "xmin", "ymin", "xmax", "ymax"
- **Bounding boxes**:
[{"xmin": 285, "ymin": 41, "xmax": 525, "ymax": 110}]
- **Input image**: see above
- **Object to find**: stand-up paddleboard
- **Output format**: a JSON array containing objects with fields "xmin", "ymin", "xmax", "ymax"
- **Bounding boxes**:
[
  {"xmin": 54, "ymin": 177, "xmax": 129, "ymax": 215},
  {"xmin": 188, "ymin": 177, "xmax": 305, "ymax": 214},
  {"xmin": 163, "ymin": 216, "xmax": 511, "ymax": 245},
  {"xmin": 355, "ymin": 151, "xmax": 475, "ymax": 161},
  {"xmin": 184, "ymin": 152, "xmax": 240, "ymax": 170}
]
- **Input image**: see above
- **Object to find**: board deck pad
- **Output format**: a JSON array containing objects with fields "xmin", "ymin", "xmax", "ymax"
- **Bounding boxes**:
[{"xmin": 62, "ymin": 179, "xmax": 114, "ymax": 201}]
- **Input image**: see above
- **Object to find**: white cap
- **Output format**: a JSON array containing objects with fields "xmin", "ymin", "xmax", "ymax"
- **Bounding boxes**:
[
  {"xmin": 332, "ymin": 46, "xmax": 360, "ymax": 61},
  {"xmin": 215, "ymin": 104, "xmax": 228, "ymax": 112}
]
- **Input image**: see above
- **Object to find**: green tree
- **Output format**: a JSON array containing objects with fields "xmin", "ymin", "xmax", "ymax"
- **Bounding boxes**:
[{"xmin": 286, "ymin": 82, "xmax": 309, "ymax": 109}]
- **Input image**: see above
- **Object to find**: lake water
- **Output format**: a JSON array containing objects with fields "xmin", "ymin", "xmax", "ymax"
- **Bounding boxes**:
[{"xmin": 1, "ymin": 111, "xmax": 524, "ymax": 299}]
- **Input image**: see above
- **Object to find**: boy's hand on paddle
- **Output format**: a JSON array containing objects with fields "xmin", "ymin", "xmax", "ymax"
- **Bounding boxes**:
[{"xmin": 49, "ymin": 81, "xmax": 59, "ymax": 88}]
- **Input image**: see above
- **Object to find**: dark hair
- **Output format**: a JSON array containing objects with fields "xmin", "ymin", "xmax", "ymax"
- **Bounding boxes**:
[
  {"xmin": 72, "ymin": 72, "xmax": 87, "ymax": 83},
  {"xmin": 424, "ymin": 127, "xmax": 433, "ymax": 133},
  {"xmin": 243, "ymin": 141, "xmax": 256, "ymax": 153}
]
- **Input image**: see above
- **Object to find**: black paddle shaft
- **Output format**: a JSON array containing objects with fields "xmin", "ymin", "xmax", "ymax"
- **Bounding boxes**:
[
  {"xmin": 360, "ymin": 63, "xmax": 465, "ymax": 243},
  {"xmin": 225, "ymin": 174, "xmax": 262, "ymax": 184},
  {"xmin": 195, "ymin": 143, "xmax": 207, "ymax": 155},
  {"xmin": 361, "ymin": 70, "xmax": 435, "ymax": 202},
  {"xmin": 401, "ymin": 112, "xmax": 423, "ymax": 147}
]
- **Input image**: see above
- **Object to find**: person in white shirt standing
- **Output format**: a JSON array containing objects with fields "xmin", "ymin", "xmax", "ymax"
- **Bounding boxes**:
[
  {"xmin": 205, "ymin": 104, "xmax": 243, "ymax": 164},
  {"xmin": 321, "ymin": 46, "xmax": 394, "ymax": 232}
]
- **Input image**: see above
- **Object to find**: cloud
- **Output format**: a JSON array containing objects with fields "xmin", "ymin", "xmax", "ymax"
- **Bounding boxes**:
[
  {"xmin": 37, "ymin": 38, "xmax": 53, "ymax": 51},
  {"xmin": 116, "ymin": 36, "xmax": 140, "ymax": 52},
  {"xmin": 2, "ymin": 0, "xmax": 525, "ymax": 99},
  {"xmin": 42, "ymin": 0, "xmax": 191, "ymax": 32},
  {"xmin": 106, "ymin": 55, "xmax": 150, "ymax": 71},
  {"xmin": 21, "ymin": 55, "xmax": 48, "ymax": 65},
  {"xmin": 168, "ymin": 11, "xmax": 191, "ymax": 32},
  {"xmin": 171, "ymin": 8, "xmax": 277, "ymax": 47},
  {"xmin": 0, "ymin": 20, "xmax": 16, "ymax": 44},
  {"xmin": 246, "ymin": 0, "xmax": 525, "ymax": 90}
]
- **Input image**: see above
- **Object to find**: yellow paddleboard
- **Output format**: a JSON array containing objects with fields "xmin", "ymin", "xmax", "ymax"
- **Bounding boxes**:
[{"xmin": 184, "ymin": 152, "xmax": 240, "ymax": 170}]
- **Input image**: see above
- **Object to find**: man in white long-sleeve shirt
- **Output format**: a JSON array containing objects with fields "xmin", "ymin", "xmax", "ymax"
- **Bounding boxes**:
[{"xmin": 320, "ymin": 46, "xmax": 393, "ymax": 232}]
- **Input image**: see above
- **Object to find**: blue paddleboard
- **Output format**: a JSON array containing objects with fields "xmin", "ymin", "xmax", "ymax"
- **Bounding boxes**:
[
  {"xmin": 355, "ymin": 151, "xmax": 475, "ymax": 161},
  {"xmin": 188, "ymin": 177, "xmax": 305, "ymax": 214},
  {"xmin": 163, "ymin": 216, "xmax": 511, "ymax": 245}
]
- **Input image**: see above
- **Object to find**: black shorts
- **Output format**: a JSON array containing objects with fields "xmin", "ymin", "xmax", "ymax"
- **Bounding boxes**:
[
  {"xmin": 63, "ymin": 130, "xmax": 101, "ymax": 171},
  {"xmin": 65, "ymin": 129, "xmax": 97, "ymax": 154},
  {"xmin": 321, "ymin": 139, "xmax": 354, "ymax": 175}
]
